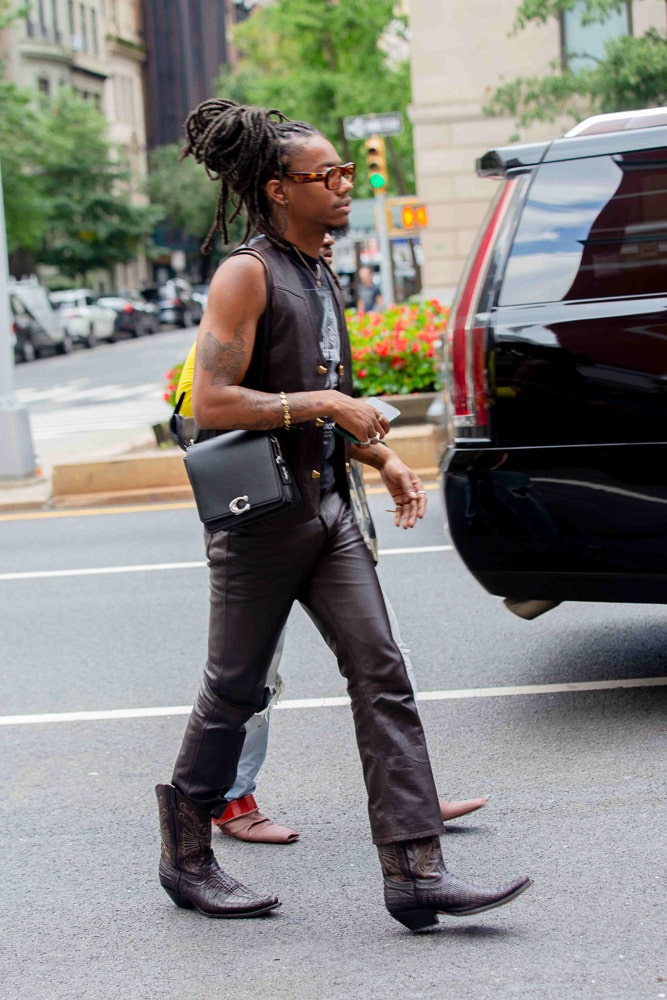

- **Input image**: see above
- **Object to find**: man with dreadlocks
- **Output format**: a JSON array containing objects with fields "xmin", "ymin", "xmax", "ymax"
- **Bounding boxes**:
[{"xmin": 155, "ymin": 99, "xmax": 532, "ymax": 931}]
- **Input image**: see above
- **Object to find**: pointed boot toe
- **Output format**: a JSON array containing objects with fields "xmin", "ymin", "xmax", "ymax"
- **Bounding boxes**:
[
  {"xmin": 439, "ymin": 797, "xmax": 489, "ymax": 822},
  {"xmin": 379, "ymin": 836, "xmax": 533, "ymax": 932}
]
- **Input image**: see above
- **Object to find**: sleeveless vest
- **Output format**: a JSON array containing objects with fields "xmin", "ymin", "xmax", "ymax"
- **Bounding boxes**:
[{"xmin": 201, "ymin": 236, "xmax": 354, "ymax": 522}]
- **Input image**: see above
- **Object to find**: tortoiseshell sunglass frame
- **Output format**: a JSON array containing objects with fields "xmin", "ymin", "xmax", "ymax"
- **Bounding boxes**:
[{"xmin": 283, "ymin": 162, "xmax": 356, "ymax": 191}]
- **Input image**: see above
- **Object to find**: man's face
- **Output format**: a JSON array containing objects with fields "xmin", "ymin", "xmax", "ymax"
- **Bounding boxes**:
[{"xmin": 282, "ymin": 136, "xmax": 354, "ymax": 232}]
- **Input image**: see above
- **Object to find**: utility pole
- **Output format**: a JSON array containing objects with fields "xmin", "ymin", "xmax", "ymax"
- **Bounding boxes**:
[{"xmin": 0, "ymin": 161, "xmax": 36, "ymax": 479}]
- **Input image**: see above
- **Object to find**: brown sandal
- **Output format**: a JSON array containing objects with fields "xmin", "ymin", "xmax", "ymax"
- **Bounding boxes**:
[{"xmin": 212, "ymin": 794, "xmax": 299, "ymax": 844}]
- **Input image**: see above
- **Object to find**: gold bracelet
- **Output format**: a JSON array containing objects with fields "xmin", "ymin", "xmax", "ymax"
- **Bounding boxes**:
[{"xmin": 279, "ymin": 391, "xmax": 291, "ymax": 431}]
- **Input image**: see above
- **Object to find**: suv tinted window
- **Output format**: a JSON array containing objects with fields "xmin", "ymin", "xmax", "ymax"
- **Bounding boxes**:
[{"xmin": 499, "ymin": 149, "xmax": 667, "ymax": 305}]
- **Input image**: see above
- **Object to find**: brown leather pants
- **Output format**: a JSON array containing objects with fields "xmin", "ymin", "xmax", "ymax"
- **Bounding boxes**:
[{"xmin": 172, "ymin": 490, "xmax": 444, "ymax": 845}]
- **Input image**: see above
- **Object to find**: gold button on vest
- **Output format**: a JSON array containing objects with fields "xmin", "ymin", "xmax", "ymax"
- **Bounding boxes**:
[
  {"xmin": 338, "ymin": 364, "xmax": 345, "ymax": 376},
  {"xmin": 317, "ymin": 364, "xmax": 327, "ymax": 375},
  {"xmin": 315, "ymin": 417, "xmax": 325, "ymax": 427},
  {"xmin": 311, "ymin": 469, "xmax": 321, "ymax": 480}
]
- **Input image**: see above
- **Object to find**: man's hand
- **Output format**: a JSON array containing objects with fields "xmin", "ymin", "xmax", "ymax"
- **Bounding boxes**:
[
  {"xmin": 351, "ymin": 442, "xmax": 427, "ymax": 530},
  {"xmin": 380, "ymin": 454, "xmax": 427, "ymax": 529}
]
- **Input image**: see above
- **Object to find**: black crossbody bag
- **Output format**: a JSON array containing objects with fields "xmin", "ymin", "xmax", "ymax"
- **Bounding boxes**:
[{"xmin": 178, "ymin": 250, "xmax": 300, "ymax": 533}]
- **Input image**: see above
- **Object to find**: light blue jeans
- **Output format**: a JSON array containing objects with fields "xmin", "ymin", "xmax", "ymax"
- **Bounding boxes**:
[{"xmin": 225, "ymin": 593, "xmax": 417, "ymax": 802}]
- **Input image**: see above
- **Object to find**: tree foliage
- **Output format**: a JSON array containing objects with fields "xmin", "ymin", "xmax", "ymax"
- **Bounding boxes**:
[
  {"xmin": 484, "ymin": 0, "xmax": 667, "ymax": 128},
  {"xmin": 0, "ymin": 80, "xmax": 47, "ymax": 252},
  {"xmin": 217, "ymin": 0, "xmax": 415, "ymax": 194},
  {"xmin": 33, "ymin": 90, "xmax": 161, "ymax": 277},
  {"xmin": 1, "ymin": 81, "xmax": 159, "ymax": 276}
]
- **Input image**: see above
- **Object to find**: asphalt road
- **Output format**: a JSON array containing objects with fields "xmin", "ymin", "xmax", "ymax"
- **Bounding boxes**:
[
  {"xmin": 11, "ymin": 325, "xmax": 197, "ymax": 472},
  {"xmin": 1, "ymin": 486, "xmax": 665, "ymax": 1000}
]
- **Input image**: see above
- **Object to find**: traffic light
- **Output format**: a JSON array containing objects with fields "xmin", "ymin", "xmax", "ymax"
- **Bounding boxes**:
[
  {"xmin": 365, "ymin": 135, "xmax": 388, "ymax": 191},
  {"xmin": 384, "ymin": 197, "xmax": 430, "ymax": 236},
  {"xmin": 400, "ymin": 204, "xmax": 429, "ymax": 229}
]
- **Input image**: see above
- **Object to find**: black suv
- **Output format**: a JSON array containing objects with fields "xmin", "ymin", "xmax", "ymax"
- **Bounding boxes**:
[{"xmin": 441, "ymin": 106, "xmax": 667, "ymax": 614}]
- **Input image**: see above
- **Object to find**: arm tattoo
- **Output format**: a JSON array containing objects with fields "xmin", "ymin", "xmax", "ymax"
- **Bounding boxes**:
[
  {"xmin": 196, "ymin": 331, "xmax": 283, "ymax": 430},
  {"xmin": 198, "ymin": 328, "xmax": 248, "ymax": 386}
]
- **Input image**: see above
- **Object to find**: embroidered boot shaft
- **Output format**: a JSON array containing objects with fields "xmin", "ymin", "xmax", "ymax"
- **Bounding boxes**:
[{"xmin": 155, "ymin": 783, "xmax": 281, "ymax": 918}]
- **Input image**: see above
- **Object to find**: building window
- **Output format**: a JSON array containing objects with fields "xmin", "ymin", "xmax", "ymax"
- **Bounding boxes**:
[
  {"xmin": 68, "ymin": 0, "xmax": 75, "ymax": 36},
  {"xmin": 51, "ymin": 0, "xmax": 60, "ymax": 41},
  {"xmin": 113, "ymin": 74, "xmax": 134, "ymax": 123},
  {"xmin": 37, "ymin": 76, "xmax": 51, "ymax": 95},
  {"xmin": 37, "ymin": 0, "xmax": 47, "ymax": 36},
  {"xmin": 91, "ymin": 7, "xmax": 99, "ymax": 53},
  {"xmin": 562, "ymin": 2, "xmax": 631, "ymax": 72},
  {"xmin": 80, "ymin": 3, "xmax": 87, "ymax": 50}
]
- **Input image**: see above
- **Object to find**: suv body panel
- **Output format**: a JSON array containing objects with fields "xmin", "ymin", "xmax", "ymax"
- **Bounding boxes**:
[{"xmin": 442, "ymin": 108, "xmax": 667, "ymax": 605}]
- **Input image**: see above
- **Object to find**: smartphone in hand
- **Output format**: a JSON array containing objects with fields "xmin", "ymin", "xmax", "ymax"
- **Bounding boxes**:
[
  {"xmin": 333, "ymin": 396, "xmax": 401, "ymax": 444},
  {"xmin": 365, "ymin": 397, "xmax": 401, "ymax": 424}
]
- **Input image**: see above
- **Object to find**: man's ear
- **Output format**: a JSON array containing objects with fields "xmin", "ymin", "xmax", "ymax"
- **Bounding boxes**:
[{"xmin": 266, "ymin": 178, "xmax": 288, "ymax": 207}]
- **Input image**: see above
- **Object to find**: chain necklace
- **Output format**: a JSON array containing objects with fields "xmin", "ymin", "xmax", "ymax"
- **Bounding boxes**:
[{"xmin": 293, "ymin": 244, "xmax": 321, "ymax": 287}]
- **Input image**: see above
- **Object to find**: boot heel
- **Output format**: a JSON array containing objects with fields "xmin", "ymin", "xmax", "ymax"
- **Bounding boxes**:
[
  {"xmin": 390, "ymin": 907, "xmax": 438, "ymax": 931},
  {"xmin": 161, "ymin": 884, "xmax": 195, "ymax": 910}
]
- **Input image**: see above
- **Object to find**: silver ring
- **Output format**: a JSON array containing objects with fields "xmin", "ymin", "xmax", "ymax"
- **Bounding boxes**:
[
  {"xmin": 372, "ymin": 432, "xmax": 381, "ymax": 441},
  {"xmin": 360, "ymin": 438, "xmax": 372, "ymax": 446},
  {"xmin": 417, "ymin": 490, "xmax": 426, "ymax": 495}
]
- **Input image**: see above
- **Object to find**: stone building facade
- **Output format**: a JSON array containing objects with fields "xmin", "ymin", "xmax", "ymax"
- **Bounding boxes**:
[
  {"xmin": 0, "ymin": 0, "xmax": 149, "ymax": 288},
  {"xmin": 408, "ymin": 0, "xmax": 667, "ymax": 302}
]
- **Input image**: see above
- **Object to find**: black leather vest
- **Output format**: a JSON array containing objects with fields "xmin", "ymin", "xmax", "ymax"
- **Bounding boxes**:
[{"xmin": 206, "ymin": 236, "xmax": 353, "ymax": 522}]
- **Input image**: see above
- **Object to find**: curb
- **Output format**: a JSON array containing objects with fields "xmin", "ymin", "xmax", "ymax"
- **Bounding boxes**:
[{"xmin": 1, "ymin": 425, "xmax": 442, "ymax": 512}]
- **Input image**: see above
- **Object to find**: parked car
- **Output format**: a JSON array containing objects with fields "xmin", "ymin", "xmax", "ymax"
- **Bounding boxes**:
[
  {"xmin": 440, "ymin": 105, "xmax": 667, "ymax": 613},
  {"xmin": 141, "ymin": 278, "xmax": 203, "ymax": 328},
  {"xmin": 49, "ymin": 289, "xmax": 117, "ymax": 347},
  {"xmin": 191, "ymin": 283, "xmax": 209, "ymax": 313},
  {"xmin": 97, "ymin": 294, "xmax": 159, "ymax": 338},
  {"xmin": 10, "ymin": 277, "xmax": 72, "ymax": 360}
]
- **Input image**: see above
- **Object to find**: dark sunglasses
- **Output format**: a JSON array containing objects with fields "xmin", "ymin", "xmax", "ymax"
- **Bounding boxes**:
[{"xmin": 283, "ymin": 162, "xmax": 356, "ymax": 191}]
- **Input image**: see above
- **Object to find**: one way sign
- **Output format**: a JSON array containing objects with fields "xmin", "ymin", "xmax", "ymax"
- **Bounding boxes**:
[{"xmin": 343, "ymin": 112, "xmax": 403, "ymax": 141}]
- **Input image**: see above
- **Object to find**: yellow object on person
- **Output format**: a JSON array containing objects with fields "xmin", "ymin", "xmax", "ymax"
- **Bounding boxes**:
[{"xmin": 175, "ymin": 342, "xmax": 197, "ymax": 417}]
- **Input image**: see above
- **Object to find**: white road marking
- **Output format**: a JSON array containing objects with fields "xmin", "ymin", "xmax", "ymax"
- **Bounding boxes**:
[
  {"xmin": 16, "ymin": 383, "xmax": 160, "ymax": 405},
  {"xmin": 1, "ymin": 677, "xmax": 664, "ymax": 727},
  {"xmin": 0, "ymin": 546, "xmax": 453, "ymax": 581}
]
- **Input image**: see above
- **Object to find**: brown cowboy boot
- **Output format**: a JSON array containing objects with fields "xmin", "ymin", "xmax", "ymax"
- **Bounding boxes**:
[
  {"xmin": 378, "ymin": 836, "xmax": 532, "ymax": 931},
  {"xmin": 155, "ymin": 783, "xmax": 281, "ymax": 918}
]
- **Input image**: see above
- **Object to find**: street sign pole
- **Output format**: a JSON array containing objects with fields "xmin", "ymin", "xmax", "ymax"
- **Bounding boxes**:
[
  {"xmin": 345, "ymin": 113, "xmax": 403, "ymax": 306},
  {"xmin": 0, "ymin": 161, "xmax": 36, "ymax": 479},
  {"xmin": 374, "ymin": 191, "xmax": 395, "ymax": 307}
]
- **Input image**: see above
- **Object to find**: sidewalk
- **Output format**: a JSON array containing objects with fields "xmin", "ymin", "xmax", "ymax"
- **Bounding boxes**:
[{"xmin": 0, "ymin": 423, "xmax": 442, "ymax": 513}]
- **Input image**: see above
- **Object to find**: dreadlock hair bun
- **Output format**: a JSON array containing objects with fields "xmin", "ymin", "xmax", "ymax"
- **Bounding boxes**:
[{"xmin": 180, "ymin": 98, "xmax": 320, "ymax": 253}]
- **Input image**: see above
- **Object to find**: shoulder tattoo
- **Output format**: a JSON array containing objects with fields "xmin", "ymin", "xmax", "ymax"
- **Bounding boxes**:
[{"xmin": 198, "ymin": 328, "xmax": 249, "ymax": 386}]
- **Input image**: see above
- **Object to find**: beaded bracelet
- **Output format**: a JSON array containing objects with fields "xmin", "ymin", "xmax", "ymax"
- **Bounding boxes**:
[{"xmin": 279, "ymin": 391, "xmax": 291, "ymax": 431}]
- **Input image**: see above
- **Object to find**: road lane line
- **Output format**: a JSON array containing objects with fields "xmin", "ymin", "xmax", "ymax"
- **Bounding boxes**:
[
  {"xmin": 0, "ymin": 546, "xmax": 453, "ymax": 581},
  {"xmin": 0, "ymin": 561, "xmax": 206, "ymax": 580},
  {"xmin": 1, "ymin": 677, "xmax": 664, "ymax": 726}
]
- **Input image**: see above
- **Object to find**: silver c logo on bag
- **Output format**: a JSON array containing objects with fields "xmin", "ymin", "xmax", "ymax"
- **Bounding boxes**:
[{"xmin": 229, "ymin": 495, "xmax": 251, "ymax": 515}]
